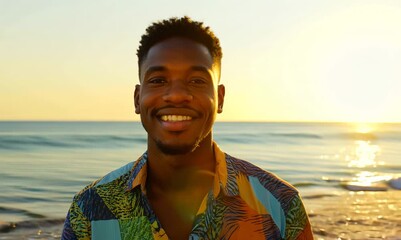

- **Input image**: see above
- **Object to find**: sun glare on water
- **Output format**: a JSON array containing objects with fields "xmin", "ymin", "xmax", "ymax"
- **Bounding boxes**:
[
  {"xmin": 347, "ymin": 141, "xmax": 380, "ymax": 168},
  {"xmin": 344, "ymin": 123, "xmax": 393, "ymax": 188},
  {"xmin": 346, "ymin": 123, "xmax": 381, "ymax": 168},
  {"xmin": 350, "ymin": 171, "xmax": 392, "ymax": 187}
]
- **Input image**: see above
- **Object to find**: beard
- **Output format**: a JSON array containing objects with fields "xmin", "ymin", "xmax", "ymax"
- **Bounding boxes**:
[
  {"xmin": 153, "ymin": 131, "xmax": 210, "ymax": 155},
  {"xmin": 155, "ymin": 139, "xmax": 201, "ymax": 155}
]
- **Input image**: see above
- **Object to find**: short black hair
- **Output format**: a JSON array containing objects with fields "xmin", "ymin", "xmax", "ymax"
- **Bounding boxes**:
[{"xmin": 137, "ymin": 16, "xmax": 222, "ymax": 69}]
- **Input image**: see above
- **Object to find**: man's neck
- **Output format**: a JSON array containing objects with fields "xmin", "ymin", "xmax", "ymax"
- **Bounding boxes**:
[
  {"xmin": 144, "ymin": 137, "xmax": 216, "ymax": 239},
  {"xmin": 146, "ymin": 138, "xmax": 216, "ymax": 192}
]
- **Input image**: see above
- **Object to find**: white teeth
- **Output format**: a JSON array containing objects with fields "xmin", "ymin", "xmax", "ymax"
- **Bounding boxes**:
[{"xmin": 161, "ymin": 115, "xmax": 192, "ymax": 122}]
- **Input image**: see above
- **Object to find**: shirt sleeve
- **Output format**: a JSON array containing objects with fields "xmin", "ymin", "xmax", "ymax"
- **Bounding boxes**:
[
  {"xmin": 284, "ymin": 195, "xmax": 314, "ymax": 240},
  {"xmin": 61, "ymin": 197, "xmax": 91, "ymax": 240}
]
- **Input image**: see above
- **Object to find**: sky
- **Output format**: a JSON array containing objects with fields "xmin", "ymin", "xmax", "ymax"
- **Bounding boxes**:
[{"xmin": 1, "ymin": 0, "xmax": 401, "ymax": 122}]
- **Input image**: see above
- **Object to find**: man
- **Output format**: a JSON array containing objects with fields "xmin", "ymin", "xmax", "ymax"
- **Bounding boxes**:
[{"xmin": 61, "ymin": 16, "xmax": 313, "ymax": 240}]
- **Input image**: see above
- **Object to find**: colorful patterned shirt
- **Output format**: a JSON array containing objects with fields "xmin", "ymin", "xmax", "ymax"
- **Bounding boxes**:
[{"xmin": 61, "ymin": 143, "xmax": 313, "ymax": 239}]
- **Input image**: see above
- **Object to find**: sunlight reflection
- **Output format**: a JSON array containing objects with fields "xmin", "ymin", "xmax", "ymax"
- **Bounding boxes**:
[
  {"xmin": 343, "ymin": 123, "xmax": 393, "ymax": 190},
  {"xmin": 347, "ymin": 141, "xmax": 381, "ymax": 168},
  {"xmin": 351, "ymin": 171, "xmax": 392, "ymax": 186},
  {"xmin": 343, "ymin": 123, "xmax": 382, "ymax": 168}
]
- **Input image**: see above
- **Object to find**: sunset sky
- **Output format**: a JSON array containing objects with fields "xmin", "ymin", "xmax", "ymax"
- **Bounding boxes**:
[{"xmin": 1, "ymin": 0, "xmax": 401, "ymax": 122}]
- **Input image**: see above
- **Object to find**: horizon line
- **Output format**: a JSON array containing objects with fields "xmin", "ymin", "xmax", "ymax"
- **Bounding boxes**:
[{"xmin": 1, "ymin": 120, "xmax": 400, "ymax": 124}]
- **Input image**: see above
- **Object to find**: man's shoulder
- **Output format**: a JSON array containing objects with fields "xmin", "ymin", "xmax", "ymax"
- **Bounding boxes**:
[
  {"xmin": 95, "ymin": 161, "xmax": 136, "ymax": 187},
  {"xmin": 222, "ymin": 154, "xmax": 311, "ymax": 239},
  {"xmin": 67, "ymin": 160, "xmax": 142, "ymax": 222},
  {"xmin": 73, "ymin": 161, "xmax": 136, "ymax": 200},
  {"xmin": 224, "ymin": 153, "xmax": 299, "ymax": 199}
]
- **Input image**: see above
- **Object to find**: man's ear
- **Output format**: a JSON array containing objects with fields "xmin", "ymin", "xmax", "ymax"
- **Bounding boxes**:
[
  {"xmin": 134, "ymin": 84, "xmax": 141, "ymax": 114},
  {"xmin": 217, "ymin": 84, "xmax": 225, "ymax": 113}
]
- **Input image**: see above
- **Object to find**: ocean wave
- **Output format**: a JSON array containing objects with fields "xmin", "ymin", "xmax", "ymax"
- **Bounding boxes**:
[
  {"xmin": 269, "ymin": 133, "xmax": 322, "ymax": 139},
  {"xmin": 215, "ymin": 132, "xmax": 323, "ymax": 145},
  {"xmin": 322, "ymin": 176, "xmax": 401, "ymax": 191},
  {"xmin": 344, "ymin": 132, "xmax": 378, "ymax": 141},
  {"xmin": 0, "ymin": 206, "xmax": 46, "ymax": 220},
  {"xmin": 302, "ymin": 194, "xmax": 339, "ymax": 199},
  {"xmin": 292, "ymin": 182, "xmax": 319, "ymax": 187},
  {"xmin": 374, "ymin": 165, "xmax": 401, "ymax": 172},
  {"xmin": 0, "ymin": 134, "xmax": 146, "ymax": 150},
  {"xmin": 0, "ymin": 218, "xmax": 64, "ymax": 233},
  {"xmin": 0, "ymin": 136, "xmax": 75, "ymax": 150},
  {"xmin": 329, "ymin": 131, "xmax": 401, "ymax": 141}
]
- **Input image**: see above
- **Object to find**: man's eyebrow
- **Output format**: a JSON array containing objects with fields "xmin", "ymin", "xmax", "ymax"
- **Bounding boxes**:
[
  {"xmin": 143, "ymin": 65, "xmax": 213, "ymax": 80},
  {"xmin": 191, "ymin": 66, "xmax": 211, "ymax": 74},
  {"xmin": 144, "ymin": 66, "xmax": 167, "ymax": 79},
  {"xmin": 145, "ymin": 66, "xmax": 167, "ymax": 74}
]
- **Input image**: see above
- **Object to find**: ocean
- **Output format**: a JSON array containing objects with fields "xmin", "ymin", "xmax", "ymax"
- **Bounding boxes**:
[{"xmin": 0, "ymin": 121, "xmax": 400, "ymax": 239}]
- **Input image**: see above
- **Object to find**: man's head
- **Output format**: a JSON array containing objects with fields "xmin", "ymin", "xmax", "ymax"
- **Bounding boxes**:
[
  {"xmin": 137, "ymin": 16, "xmax": 222, "ymax": 80},
  {"xmin": 134, "ymin": 17, "xmax": 225, "ymax": 155}
]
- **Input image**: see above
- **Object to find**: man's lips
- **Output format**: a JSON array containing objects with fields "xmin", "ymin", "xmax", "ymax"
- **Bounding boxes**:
[
  {"xmin": 155, "ymin": 108, "xmax": 199, "ymax": 131},
  {"xmin": 155, "ymin": 107, "xmax": 199, "ymax": 120},
  {"xmin": 159, "ymin": 115, "xmax": 192, "ymax": 132}
]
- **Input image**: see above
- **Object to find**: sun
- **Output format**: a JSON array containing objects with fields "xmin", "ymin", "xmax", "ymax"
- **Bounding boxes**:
[{"xmin": 354, "ymin": 122, "xmax": 375, "ymax": 134}]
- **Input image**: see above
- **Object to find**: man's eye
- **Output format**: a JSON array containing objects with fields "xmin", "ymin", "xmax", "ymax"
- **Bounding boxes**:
[
  {"xmin": 189, "ymin": 78, "xmax": 207, "ymax": 85},
  {"xmin": 148, "ymin": 78, "xmax": 166, "ymax": 84}
]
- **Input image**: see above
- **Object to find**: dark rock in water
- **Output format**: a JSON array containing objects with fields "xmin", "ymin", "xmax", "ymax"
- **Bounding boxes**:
[
  {"xmin": 342, "ymin": 182, "xmax": 388, "ymax": 191},
  {"xmin": 389, "ymin": 177, "xmax": 401, "ymax": 190},
  {"xmin": 313, "ymin": 228, "xmax": 329, "ymax": 236},
  {"xmin": 0, "ymin": 221, "xmax": 16, "ymax": 233}
]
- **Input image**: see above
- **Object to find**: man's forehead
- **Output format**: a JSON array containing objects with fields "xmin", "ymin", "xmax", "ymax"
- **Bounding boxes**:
[
  {"xmin": 139, "ymin": 37, "xmax": 220, "ymax": 79},
  {"xmin": 145, "ymin": 38, "xmax": 212, "ymax": 61}
]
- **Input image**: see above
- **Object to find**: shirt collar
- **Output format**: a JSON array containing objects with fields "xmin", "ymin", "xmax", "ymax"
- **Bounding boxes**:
[
  {"xmin": 126, "ymin": 152, "xmax": 148, "ymax": 192},
  {"xmin": 212, "ymin": 142, "xmax": 228, "ymax": 197},
  {"xmin": 126, "ymin": 142, "xmax": 228, "ymax": 197}
]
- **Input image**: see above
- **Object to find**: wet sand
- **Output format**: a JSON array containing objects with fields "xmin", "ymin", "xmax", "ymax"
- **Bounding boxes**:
[
  {"xmin": 0, "ymin": 219, "xmax": 63, "ymax": 240},
  {"xmin": 1, "ymin": 191, "xmax": 400, "ymax": 239},
  {"xmin": 305, "ymin": 190, "xmax": 401, "ymax": 239},
  {"xmin": 0, "ymin": 224, "xmax": 62, "ymax": 240}
]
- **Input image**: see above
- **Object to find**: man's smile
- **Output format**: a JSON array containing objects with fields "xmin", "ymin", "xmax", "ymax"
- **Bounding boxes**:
[
  {"xmin": 160, "ymin": 115, "xmax": 193, "ymax": 122},
  {"xmin": 159, "ymin": 115, "xmax": 194, "ymax": 132},
  {"xmin": 155, "ymin": 107, "xmax": 199, "ymax": 122}
]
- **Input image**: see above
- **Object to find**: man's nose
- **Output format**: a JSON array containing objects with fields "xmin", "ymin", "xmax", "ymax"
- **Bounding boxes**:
[{"xmin": 162, "ymin": 81, "xmax": 193, "ymax": 103}]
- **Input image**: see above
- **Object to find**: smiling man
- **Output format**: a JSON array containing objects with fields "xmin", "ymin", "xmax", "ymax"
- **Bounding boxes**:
[{"xmin": 61, "ymin": 17, "xmax": 313, "ymax": 240}]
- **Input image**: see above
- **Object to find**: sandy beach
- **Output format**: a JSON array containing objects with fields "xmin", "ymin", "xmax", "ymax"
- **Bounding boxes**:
[
  {"xmin": 0, "ymin": 190, "xmax": 400, "ymax": 239},
  {"xmin": 305, "ymin": 190, "xmax": 401, "ymax": 239}
]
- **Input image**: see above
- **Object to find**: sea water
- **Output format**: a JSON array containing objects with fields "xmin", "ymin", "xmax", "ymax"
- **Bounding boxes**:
[{"xmin": 0, "ymin": 121, "xmax": 400, "ymax": 238}]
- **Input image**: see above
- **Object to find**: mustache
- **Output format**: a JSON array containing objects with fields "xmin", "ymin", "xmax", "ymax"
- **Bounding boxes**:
[{"xmin": 152, "ymin": 105, "xmax": 201, "ymax": 117}]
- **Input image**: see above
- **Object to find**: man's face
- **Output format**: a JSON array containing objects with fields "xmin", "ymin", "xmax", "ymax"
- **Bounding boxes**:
[{"xmin": 135, "ymin": 37, "xmax": 225, "ymax": 155}]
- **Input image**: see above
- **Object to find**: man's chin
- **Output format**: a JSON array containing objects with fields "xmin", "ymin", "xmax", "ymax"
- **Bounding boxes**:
[{"xmin": 156, "ymin": 142, "xmax": 198, "ymax": 155}]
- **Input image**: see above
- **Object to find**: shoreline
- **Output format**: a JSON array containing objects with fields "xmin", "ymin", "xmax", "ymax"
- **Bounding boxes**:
[
  {"xmin": 0, "ymin": 219, "xmax": 63, "ymax": 240},
  {"xmin": 1, "ymin": 191, "xmax": 401, "ymax": 239}
]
